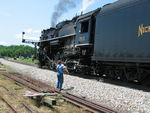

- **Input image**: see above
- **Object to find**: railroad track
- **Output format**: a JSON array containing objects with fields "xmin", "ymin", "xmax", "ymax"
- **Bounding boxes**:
[
  {"xmin": 0, "ymin": 84, "xmax": 38, "ymax": 113},
  {"xmin": 0, "ymin": 96, "xmax": 37, "ymax": 113},
  {"xmin": 4, "ymin": 73, "xmax": 117, "ymax": 113}
]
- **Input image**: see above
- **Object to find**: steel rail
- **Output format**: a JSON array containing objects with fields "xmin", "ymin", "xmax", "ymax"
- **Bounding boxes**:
[
  {"xmin": 0, "ymin": 85, "xmax": 9, "ymax": 91},
  {"xmin": 63, "ymin": 93, "xmax": 117, "ymax": 113},
  {"xmin": 0, "ymin": 85, "xmax": 16, "ymax": 97},
  {"xmin": 10, "ymin": 73, "xmax": 54, "ymax": 92},
  {"xmin": 1, "ymin": 97, "xmax": 19, "ymax": 113},
  {"xmin": 22, "ymin": 102, "xmax": 37, "ymax": 113}
]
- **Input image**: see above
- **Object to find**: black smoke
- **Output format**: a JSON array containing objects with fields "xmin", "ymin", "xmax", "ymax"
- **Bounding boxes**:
[{"xmin": 51, "ymin": 0, "xmax": 80, "ymax": 27}]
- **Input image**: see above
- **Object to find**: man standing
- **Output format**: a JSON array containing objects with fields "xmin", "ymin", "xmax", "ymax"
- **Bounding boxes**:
[{"xmin": 56, "ymin": 60, "xmax": 69, "ymax": 91}]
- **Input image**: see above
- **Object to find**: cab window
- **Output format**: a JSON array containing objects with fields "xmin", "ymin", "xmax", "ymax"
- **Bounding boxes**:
[{"xmin": 81, "ymin": 21, "xmax": 89, "ymax": 33}]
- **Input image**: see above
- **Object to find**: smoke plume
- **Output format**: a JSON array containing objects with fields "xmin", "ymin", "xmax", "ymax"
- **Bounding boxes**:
[
  {"xmin": 51, "ymin": 0, "xmax": 78, "ymax": 27},
  {"xmin": 51, "ymin": 0, "xmax": 98, "ymax": 27}
]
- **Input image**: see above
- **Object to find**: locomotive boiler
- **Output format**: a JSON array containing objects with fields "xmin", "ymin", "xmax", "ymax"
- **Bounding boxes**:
[{"xmin": 36, "ymin": 0, "xmax": 150, "ymax": 85}]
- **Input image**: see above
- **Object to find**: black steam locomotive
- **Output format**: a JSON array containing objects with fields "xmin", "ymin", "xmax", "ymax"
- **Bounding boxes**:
[{"xmin": 37, "ymin": 0, "xmax": 150, "ymax": 85}]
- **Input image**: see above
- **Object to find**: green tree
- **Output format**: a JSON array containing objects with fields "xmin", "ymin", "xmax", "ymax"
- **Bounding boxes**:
[{"xmin": 0, "ymin": 45, "xmax": 35, "ymax": 58}]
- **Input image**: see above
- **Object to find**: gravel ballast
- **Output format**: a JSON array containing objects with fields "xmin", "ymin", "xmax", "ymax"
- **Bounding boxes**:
[{"xmin": 0, "ymin": 59, "xmax": 150, "ymax": 113}]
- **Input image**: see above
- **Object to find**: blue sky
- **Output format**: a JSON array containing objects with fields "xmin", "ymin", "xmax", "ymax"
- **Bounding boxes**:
[{"xmin": 0, "ymin": 0, "xmax": 117, "ymax": 46}]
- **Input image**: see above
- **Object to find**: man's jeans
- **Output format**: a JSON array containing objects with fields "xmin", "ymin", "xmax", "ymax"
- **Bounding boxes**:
[{"xmin": 57, "ymin": 74, "xmax": 64, "ymax": 89}]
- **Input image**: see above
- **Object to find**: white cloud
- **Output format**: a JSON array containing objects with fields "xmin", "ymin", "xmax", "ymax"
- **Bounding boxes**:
[
  {"xmin": 24, "ymin": 28, "xmax": 41, "ymax": 34},
  {"xmin": 0, "ymin": 41, "xmax": 9, "ymax": 46},
  {"xmin": 15, "ymin": 33, "xmax": 39, "ymax": 41},
  {"xmin": 80, "ymin": 0, "xmax": 98, "ymax": 12}
]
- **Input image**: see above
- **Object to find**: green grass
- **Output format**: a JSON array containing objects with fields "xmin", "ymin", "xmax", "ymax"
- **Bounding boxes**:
[
  {"xmin": 18, "ymin": 58, "xmax": 38, "ymax": 64},
  {"xmin": 9, "ymin": 58, "xmax": 39, "ymax": 66},
  {"xmin": 21, "ymin": 58, "xmax": 34, "ymax": 63}
]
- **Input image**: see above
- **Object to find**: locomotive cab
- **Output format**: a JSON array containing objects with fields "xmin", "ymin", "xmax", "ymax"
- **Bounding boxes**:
[
  {"xmin": 75, "ymin": 9, "xmax": 100, "ymax": 57},
  {"xmin": 76, "ymin": 19, "xmax": 90, "ymax": 45}
]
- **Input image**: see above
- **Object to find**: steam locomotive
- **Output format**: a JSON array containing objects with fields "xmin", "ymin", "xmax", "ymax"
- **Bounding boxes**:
[{"xmin": 37, "ymin": 0, "xmax": 150, "ymax": 85}]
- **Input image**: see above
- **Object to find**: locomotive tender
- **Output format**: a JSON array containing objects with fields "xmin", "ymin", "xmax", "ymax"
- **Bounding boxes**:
[{"xmin": 37, "ymin": 0, "xmax": 150, "ymax": 85}]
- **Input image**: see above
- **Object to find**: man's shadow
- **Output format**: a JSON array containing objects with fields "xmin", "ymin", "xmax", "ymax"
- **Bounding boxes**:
[{"xmin": 62, "ymin": 87, "xmax": 74, "ymax": 91}]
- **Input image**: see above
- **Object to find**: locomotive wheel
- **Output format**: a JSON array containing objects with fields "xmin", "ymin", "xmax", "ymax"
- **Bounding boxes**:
[
  {"xmin": 140, "ymin": 75, "xmax": 150, "ymax": 86},
  {"xmin": 139, "ymin": 69, "xmax": 150, "ymax": 86},
  {"xmin": 48, "ymin": 61, "xmax": 55, "ymax": 70},
  {"xmin": 49, "ymin": 64, "xmax": 54, "ymax": 70}
]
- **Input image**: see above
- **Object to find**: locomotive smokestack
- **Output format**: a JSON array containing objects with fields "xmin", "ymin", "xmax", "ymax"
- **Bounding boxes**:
[{"xmin": 51, "ymin": 0, "xmax": 79, "ymax": 27}]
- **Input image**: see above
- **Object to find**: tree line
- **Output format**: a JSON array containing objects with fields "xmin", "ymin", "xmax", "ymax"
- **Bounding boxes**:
[{"xmin": 0, "ymin": 45, "xmax": 35, "ymax": 58}]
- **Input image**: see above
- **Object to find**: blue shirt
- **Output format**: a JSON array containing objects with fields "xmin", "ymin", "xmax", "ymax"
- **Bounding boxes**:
[{"xmin": 56, "ymin": 64, "xmax": 65, "ymax": 75}]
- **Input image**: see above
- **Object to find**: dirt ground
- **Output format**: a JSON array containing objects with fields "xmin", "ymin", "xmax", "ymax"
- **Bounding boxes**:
[{"xmin": 0, "ymin": 63, "xmax": 89, "ymax": 113}]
